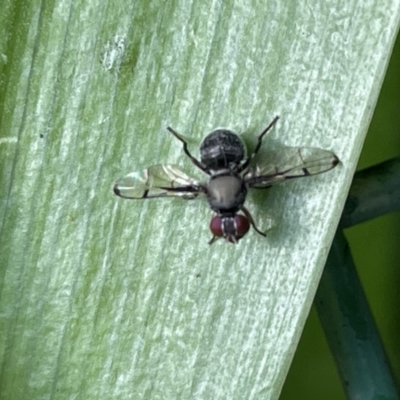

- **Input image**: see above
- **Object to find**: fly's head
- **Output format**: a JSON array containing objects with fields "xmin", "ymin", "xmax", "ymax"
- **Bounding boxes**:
[{"xmin": 209, "ymin": 214, "xmax": 250, "ymax": 244}]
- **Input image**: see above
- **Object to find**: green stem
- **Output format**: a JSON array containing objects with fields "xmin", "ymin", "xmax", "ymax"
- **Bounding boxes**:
[
  {"xmin": 316, "ymin": 231, "xmax": 399, "ymax": 399},
  {"xmin": 340, "ymin": 156, "xmax": 400, "ymax": 228}
]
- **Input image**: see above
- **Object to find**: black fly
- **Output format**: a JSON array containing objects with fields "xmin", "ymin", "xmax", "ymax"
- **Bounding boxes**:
[{"xmin": 113, "ymin": 116, "xmax": 339, "ymax": 244}]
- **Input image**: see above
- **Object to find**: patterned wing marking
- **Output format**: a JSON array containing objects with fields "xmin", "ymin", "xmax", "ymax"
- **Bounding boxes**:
[
  {"xmin": 114, "ymin": 164, "xmax": 203, "ymax": 199},
  {"xmin": 245, "ymin": 147, "xmax": 339, "ymax": 188}
]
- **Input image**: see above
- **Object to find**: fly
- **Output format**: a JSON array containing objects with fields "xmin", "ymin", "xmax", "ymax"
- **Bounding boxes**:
[{"xmin": 113, "ymin": 116, "xmax": 339, "ymax": 244}]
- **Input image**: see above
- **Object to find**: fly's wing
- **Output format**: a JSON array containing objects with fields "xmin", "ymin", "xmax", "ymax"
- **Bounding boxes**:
[
  {"xmin": 113, "ymin": 164, "xmax": 203, "ymax": 199},
  {"xmin": 245, "ymin": 147, "xmax": 339, "ymax": 188}
]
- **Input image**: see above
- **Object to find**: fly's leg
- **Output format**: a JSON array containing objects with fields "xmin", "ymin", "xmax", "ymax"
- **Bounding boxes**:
[
  {"xmin": 167, "ymin": 127, "xmax": 209, "ymax": 173},
  {"xmin": 208, "ymin": 235, "xmax": 219, "ymax": 245},
  {"xmin": 239, "ymin": 116, "xmax": 280, "ymax": 172},
  {"xmin": 241, "ymin": 206, "xmax": 266, "ymax": 237}
]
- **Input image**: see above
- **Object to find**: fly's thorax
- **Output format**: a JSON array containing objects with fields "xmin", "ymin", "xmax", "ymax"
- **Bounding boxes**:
[{"xmin": 206, "ymin": 173, "xmax": 247, "ymax": 212}]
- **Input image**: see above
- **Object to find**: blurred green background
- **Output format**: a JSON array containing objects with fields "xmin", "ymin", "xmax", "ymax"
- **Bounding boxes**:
[{"xmin": 281, "ymin": 32, "xmax": 400, "ymax": 399}]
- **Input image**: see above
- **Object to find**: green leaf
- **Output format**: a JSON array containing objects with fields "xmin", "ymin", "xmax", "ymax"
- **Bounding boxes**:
[{"xmin": 1, "ymin": 1, "xmax": 399, "ymax": 398}]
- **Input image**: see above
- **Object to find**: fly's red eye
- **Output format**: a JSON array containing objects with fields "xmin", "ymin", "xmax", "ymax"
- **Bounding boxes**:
[
  {"xmin": 210, "ymin": 216, "xmax": 224, "ymax": 237},
  {"xmin": 234, "ymin": 215, "xmax": 250, "ymax": 238},
  {"xmin": 210, "ymin": 215, "xmax": 250, "ymax": 240}
]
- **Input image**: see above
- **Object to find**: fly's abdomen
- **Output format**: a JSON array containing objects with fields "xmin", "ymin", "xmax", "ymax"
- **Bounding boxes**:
[{"xmin": 200, "ymin": 130, "xmax": 245, "ymax": 170}]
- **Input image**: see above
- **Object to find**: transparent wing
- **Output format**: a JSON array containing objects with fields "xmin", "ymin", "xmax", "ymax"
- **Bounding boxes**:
[
  {"xmin": 245, "ymin": 147, "xmax": 339, "ymax": 188},
  {"xmin": 113, "ymin": 164, "xmax": 203, "ymax": 199}
]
